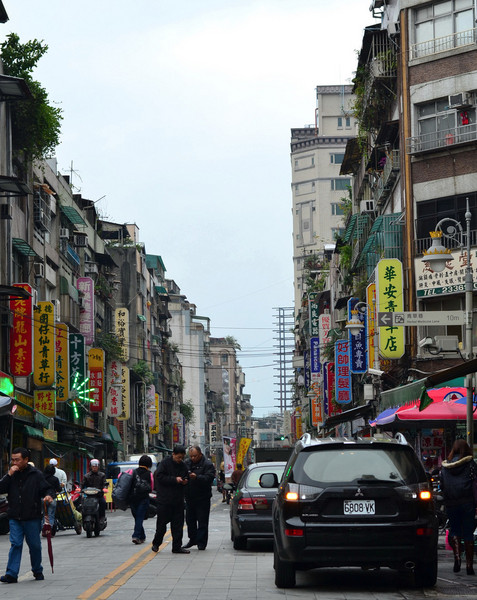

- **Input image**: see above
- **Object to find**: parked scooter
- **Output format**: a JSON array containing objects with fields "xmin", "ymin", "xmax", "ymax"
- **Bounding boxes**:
[
  {"xmin": 69, "ymin": 481, "xmax": 83, "ymax": 513},
  {"xmin": 82, "ymin": 487, "xmax": 107, "ymax": 538},
  {"xmin": 0, "ymin": 495, "xmax": 9, "ymax": 535}
]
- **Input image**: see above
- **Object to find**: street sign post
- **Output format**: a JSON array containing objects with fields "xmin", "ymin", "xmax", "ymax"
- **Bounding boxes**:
[{"xmin": 377, "ymin": 311, "xmax": 465, "ymax": 327}]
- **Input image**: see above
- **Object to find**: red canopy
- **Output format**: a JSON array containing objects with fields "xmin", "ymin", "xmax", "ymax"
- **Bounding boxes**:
[{"xmin": 396, "ymin": 387, "xmax": 476, "ymax": 422}]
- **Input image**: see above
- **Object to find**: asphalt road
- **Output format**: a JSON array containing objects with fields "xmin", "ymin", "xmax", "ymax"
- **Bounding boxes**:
[{"xmin": 0, "ymin": 491, "xmax": 476, "ymax": 599}]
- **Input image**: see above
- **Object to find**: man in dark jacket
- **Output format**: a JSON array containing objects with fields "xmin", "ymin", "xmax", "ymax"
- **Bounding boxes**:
[
  {"xmin": 183, "ymin": 446, "xmax": 216, "ymax": 550},
  {"xmin": 0, "ymin": 447, "xmax": 54, "ymax": 584},
  {"xmin": 81, "ymin": 459, "xmax": 107, "ymax": 525},
  {"xmin": 151, "ymin": 445, "xmax": 189, "ymax": 554}
]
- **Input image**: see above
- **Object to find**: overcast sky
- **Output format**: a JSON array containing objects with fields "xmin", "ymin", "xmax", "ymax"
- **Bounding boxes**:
[{"xmin": 4, "ymin": 1, "xmax": 375, "ymax": 417}]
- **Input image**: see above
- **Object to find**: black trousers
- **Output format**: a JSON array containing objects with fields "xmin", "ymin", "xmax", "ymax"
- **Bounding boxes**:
[
  {"xmin": 152, "ymin": 502, "xmax": 185, "ymax": 551},
  {"xmin": 185, "ymin": 498, "xmax": 211, "ymax": 548}
]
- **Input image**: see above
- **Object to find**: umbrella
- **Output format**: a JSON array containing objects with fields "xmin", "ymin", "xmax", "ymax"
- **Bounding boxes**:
[
  {"xmin": 42, "ymin": 500, "xmax": 54, "ymax": 573},
  {"xmin": 396, "ymin": 389, "xmax": 477, "ymax": 422}
]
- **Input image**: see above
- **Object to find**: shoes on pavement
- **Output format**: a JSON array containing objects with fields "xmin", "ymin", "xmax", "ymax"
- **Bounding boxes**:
[
  {"xmin": 151, "ymin": 544, "xmax": 159, "ymax": 552},
  {"xmin": 139, "ymin": 539, "xmax": 145, "ymax": 544},
  {"xmin": 33, "ymin": 572, "xmax": 44, "ymax": 581},
  {"xmin": 0, "ymin": 575, "xmax": 17, "ymax": 584},
  {"xmin": 182, "ymin": 541, "xmax": 196, "ymax": 549},
  {"xmin": 198, "ymin": 545, "xmax": 206, "ymax": 550},
  {"xmin": 172, "ymin": 548, "xmax": 190, "ymax": 554},
  {"xmin": 132, "ymin": 538, "xmax": 141, "ymax": 544}
]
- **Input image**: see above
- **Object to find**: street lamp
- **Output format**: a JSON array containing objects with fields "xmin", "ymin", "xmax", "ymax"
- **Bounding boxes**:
[{"xmin": 422, "ymin": 197, "xmax": 474, "ymax": 447}]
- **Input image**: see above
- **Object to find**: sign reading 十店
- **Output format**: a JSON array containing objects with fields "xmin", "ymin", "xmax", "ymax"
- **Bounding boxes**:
[
  {"xmin": 416, "ymin": 250, "xmax": 477, "ymax": 297},
  {"xmin": 376, "ymin": 259, "xmax": 404, "ymax": 359}
]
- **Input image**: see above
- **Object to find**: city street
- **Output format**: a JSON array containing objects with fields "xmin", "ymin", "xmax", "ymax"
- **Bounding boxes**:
[{"xmin": 0, "ymin": 491, "xmax": 476, "ymax": 600}]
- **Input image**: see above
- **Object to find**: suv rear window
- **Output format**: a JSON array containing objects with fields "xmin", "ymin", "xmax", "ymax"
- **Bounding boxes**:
[{"xmin": 291, "ymin": 446, "xmax": 424, "ymax": 486}]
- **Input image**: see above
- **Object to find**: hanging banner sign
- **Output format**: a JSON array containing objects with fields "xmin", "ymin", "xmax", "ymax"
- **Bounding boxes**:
[
  {"xmin": 304, "ymin": 350, "xmax": 310, "ymax": 389},
  {"xmin": 88, "ymin": 348, "xmax": 104, "ymax": 412},
  {"xmin": 149, "ymin": 392, "xmax": 160, "ymax": 435},
  {"xmin": 366, "ymin": 283, "xmax": 378, "ymax": 371},
  {"xmin": 335, "ymin": 340, "xmax": 352, "ymax": 404},
  {"xmin": 34, "ymin": 389, "xmax": 56, "ymax": 418},
  {"xmin": 117, "ymin": 365, "xmax": 130, "ymax": 420},
  {"xmin": 77, "ymin": 277, "xmax": 95, "ymax": 345},
  {"xmin": 377, "ymin": 258, "xmax": 404, "ymax": 359},
  {"xmin": 115, "ymin": 308, "xmax": 129, "ymax": 361},
  {"xmin": 33, "ymin": 301, "xmax": 55, "ymax": 387},
  {"xmin": 69, "ymin": 333, "xmax": 85, "ymax": 383},
  {"xmin": 310, "ymin": 337, "xmax": 320, "ymax": 381},
  {"xmin": 55, "ymin": 323, "xmax": 69, "ymax": 402},
  {"xmin": 236, "ymin": 438, "xmax": 252, "ymax": 467},
  {"xmin": 309, "ymin": 297, "xmax": 320, "ymax": 336},
  {"xmin": 319, "ymin": 313, "xmax": 331, "ymax": 362},
  {"xmin": 348, "ymin": 297, "xmax": 367, "ymax": 374},
  {"xmin": 310, "ymin": 381, "xmax": 323, "ymax": 426},
  {"xmin": 107, "ymin": 359, "xmax": 122, "ymax": 418},
  {"xmin": 10, "ymin": 283, "xmax": 33, "ymax": 376},
  {"xmin": 295, "ymin": 406, "xmax": 303, "ymax": 438}
]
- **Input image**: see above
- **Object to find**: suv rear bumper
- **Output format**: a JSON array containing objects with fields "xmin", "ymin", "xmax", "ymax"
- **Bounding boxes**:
[{"xmin": 275, "ymin": 521, "xmax": 438, "ymax": 569}]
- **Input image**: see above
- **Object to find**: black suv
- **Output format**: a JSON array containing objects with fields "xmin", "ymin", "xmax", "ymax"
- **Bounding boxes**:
[{"xmin": 272, "ymin": 435, "xmax": 438, "ymax": 588}]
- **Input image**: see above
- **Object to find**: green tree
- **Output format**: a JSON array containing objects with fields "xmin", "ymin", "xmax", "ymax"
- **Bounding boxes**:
[{"xmin": 0, "ymin": 33, "xmax": 62, "ymax": 159}]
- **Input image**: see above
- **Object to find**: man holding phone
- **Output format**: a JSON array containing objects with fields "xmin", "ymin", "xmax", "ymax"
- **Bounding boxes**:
[{"xmin": 151, "ymin": 445, "xmax": 190, "ymax": 554}]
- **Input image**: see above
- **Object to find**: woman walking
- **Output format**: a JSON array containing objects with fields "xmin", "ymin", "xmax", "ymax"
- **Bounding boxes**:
[{"xmin": 441, "ymin": 439, "xmax": 477, "ymax": 575}]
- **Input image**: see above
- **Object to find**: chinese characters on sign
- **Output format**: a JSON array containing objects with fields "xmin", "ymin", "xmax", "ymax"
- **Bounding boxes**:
[
  {"xmin": 310, "ymin": 337, "xmax": 321, "ymax": 381},
  {"xmin": 77, "ymin": 277, "xmax": 95, "ymax": 345},
  {"xmin": 88, "ymin": 348, "xmax": 104, "ymax": 412},
  {"xmin": 149, "ymin": 392, "xmax": 160, "ymax": 435},
  {"xmin": 319, "ymin": 313, "xmax": 331, "ymax": 361},
  {"xmin": 69, "ymin": 333, "xmax": 85, "ymax": 384},
  {"xmin": 34, "ymin": 389, "xmax": 56, "ymax": 418},
  {"xmin": 335, "ymin": 340, "xmax": 352, "ymax": 404},
  {"xmin": 10, "ymin": 283, "xmax": 33, "ymax": 376},
  {"xmin": 416, "ymin": 250, "xmax": 477, "ymax": 297},
  {"xmin": 117, "ymin": 365, "xmax": 130, "ymax": 420},
  {"xmin": 309, "ymin": 298, "xmax": 320, "ymax": 336},
  {"xmin": 115, "ymin": 308, "xmax": 129, "ymax": 361},
  {"xmin": 33, "ymin": 301, "xmax": 55, "ymax": 387},
  {"xmin": 348, "ymin": 298, "xmax": 367, "ymax": 374},
  {"xmin": 55, "ymin": 323, "xmax": 69, "ymax": 401},
  {"xmin": 107, "ymin": 359, "xmax": 122, "ymax": 418},
  {"xmin": 366, "ymin": 283, "xmax": 378, "ymax": 370},
  {"xmin": 377, "ymin": 259, "xmax": 404, "ymax": 359},
  {"xmin": 310, "ymin": 381, "xmax": 323, "ymax": 426}
]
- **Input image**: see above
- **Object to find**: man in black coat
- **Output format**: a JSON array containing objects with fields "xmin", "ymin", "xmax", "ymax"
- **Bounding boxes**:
[
  {"xmin": 183, "ymin": 445, "xmax": 216, "ymax": 550},
  {"xmin": 81, "ymin": 459, "xmax": 107, "ymax": 525},
  {"xmin": 151, "ymin": 445, "xmax": 189, "ymax": 554},
  {"xmin": 0, "ymin": 447, "xmax": 54, "ymax": 584}
]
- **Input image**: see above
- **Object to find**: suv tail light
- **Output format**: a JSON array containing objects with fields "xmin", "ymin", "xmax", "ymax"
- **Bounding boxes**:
[{"xmin": 285, "ymin": 528, "xmax": 304, "ymax": 537}]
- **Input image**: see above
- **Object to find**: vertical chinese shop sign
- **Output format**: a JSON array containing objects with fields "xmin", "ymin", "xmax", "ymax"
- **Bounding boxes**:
[
  {"xmin": 117, "ymin": 365, "xmax": 130, "ymax": 420},
  {"xmin": 33, "ymin": 301, "xmax": 55, "ymax": 387},
  {"xmin": 69, "ymin": 333, "xmax": 85, "ymax": 383},
  {"xmin": 55, "ymin": 323, "xmax": 69, "ymax": 401},
  {"xmin": 88, "ymin": 348, "xmax": 104, "ymax": 412},
  {"xmin": 77, "ymin": 277, "xmax": 95, "ymax": 345},
  {"xmin": 107, "ymin": 359, "xmax": 122, "ymax": 418},
  {"xmin": 377, "ymin": 258, "xmax": 404, "ymax": 359},
  {"xmin": 335, "ymin": 340, "xmax": 352, "ymax": 404},
  {"xmin": 33, "ymin": 301, "xmax": 56, "ymax": 417},
  {"xmin": 10, "ymin": 283, "xmax": 33, "ymax": 376},
  {"xmin": 348, "ymin": 297, "xmax": 367, "ymax": 374},
  {"xmin": 115, "ymin": 308, "xmax": 129, "ymax": 361}
]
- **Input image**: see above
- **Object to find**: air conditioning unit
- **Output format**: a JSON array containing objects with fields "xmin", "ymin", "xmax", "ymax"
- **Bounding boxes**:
[
  {"xmin": 74, "ymin": 234, "xmax": 88, "ymax": 247},
  {"xmin": 448, "ymin": 92, "xmax": 472, "ymax": 109},
  {"xmin": 33, "ymin": 262, "xmax": 44, "ymax": 278},
  {"xmin": 59, "ymin": 227, "xmax": 70, "ymax": 238},
  {"xmin": 388, "ymin": 21, "xmax": 400, "ymax": 37},
  {"xmin": 434, "ymin": 335, "xmax": 459, "ymax": 352},
  {"xmin": 360, "ymin": 199, "xmax": 375, "ymax": 213}
]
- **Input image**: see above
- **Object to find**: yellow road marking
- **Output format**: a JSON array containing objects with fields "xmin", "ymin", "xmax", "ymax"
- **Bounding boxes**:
[{"xmin": 78, "ymin": 498, "xmax": 222, "ymax": 599}]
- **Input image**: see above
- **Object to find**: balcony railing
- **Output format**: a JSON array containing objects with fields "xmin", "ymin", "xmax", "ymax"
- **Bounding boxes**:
[
  {"xmin": 415, "ymin": 229, "xmax": 477, "ymax": 255},
  {"xmin": 410, "ymin": 27, "xmax": 477, "ymax": 60},
  {"xmin": 406, "ymin": 123, "xmax": 477, "ymax": 155},
  {"xmin": 372, "ymin": 149, "xmax": 400, "ymax": 206}
]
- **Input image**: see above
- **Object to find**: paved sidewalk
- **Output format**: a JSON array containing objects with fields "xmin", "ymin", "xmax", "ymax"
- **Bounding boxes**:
[{"xmin": 0, "ymin": 493, "xmax": 476, "ymax": 599}]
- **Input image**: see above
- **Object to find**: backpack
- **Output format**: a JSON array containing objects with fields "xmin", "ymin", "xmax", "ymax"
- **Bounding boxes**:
[
  {"xmin": 130, "ymin": 469, "xmax": 152, "ymax": 499},
  {"xmin": 112, "ymin": 471, "xmax": 134, "ymax": 510}
]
